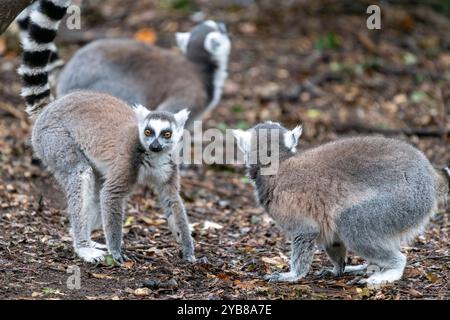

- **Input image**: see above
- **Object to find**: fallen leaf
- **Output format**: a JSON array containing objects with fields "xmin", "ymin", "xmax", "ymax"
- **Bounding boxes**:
[
  {"xmin": 123, "ymin": 261, "xmax": 135, "ymax": 269},
  {"xmin": 408, "ymin": 288, "xmax": 423, "ymax": 297},
  {"xmin": 217, "ymin": 273, "xmax": 230, "ymax": 281},
  {"xmin": 261, "ymin": 256, "xmax": 288, "ymax": 269},
  {"xmin": 104, "ymin": 255, "xmax": 116, "ymax": 266},
  {"xmin": 89, "ymin": 273, "xmax": 115, "ymax": 280},
  {"xmin": 234, "ymin": 280, "xmax": 259, "ymax": 289},
  {"xmin": 124, "ymin": 216, "xmax": 135, "ymax": 227},
  {"xmin": 42, "ymin": 287, "xmax": 63, "ymax": 295},
  {"xmin": 403, "ymin": 268, "xmax": 422, "ymax": 278},
  {"xmin": 134, "ymin": 28, "xmax": 157, "ymax": 44},
  {"xmin": 134, "ymin": 287, "xmax": 151, "ymax": 296},
  {"xmin": 426, "ymin": 272, "xmax": 439, "ymax": 283},
  {"xmin": 355, "ymin": 287, "xmax": 371, "ymax": 298}
]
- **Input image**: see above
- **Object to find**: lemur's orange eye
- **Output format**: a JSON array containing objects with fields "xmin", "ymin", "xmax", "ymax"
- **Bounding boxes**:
[
  {"xmin": 144, "ymin": 129, "xmax": 152, "ymax": 137},
  {"xmin": 163, "ymin": 131, "xmax": 172, "ymax": 139}
]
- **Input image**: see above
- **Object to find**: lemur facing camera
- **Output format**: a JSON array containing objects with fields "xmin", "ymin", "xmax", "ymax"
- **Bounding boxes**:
[
  {"xmin": 232, "ymin": 122, "xmax": 449, "ymax": 286},
  {"xmin": 18, "ymin": 0, "xmax": 196, "ymax": 264},
  {"xmin": 55, "ymin": 20, "xmax": 231, "ymax": 128}
]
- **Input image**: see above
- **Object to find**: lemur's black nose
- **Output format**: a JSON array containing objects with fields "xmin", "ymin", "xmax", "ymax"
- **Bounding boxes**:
[
  {"xmin": 150, "ymin": 141, "xmax": 162, "ymax": 153},
  {"xmin": 150, "ymin": 146, "xmax": 162, "ymax": 152}
]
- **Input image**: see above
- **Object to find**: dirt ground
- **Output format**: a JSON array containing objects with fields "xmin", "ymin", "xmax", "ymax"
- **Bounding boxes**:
[{"xmin": 0, "ymin": 0, "xmax": 449, "ymax": 299}]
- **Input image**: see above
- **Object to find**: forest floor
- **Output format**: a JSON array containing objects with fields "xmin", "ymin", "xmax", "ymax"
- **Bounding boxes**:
[{"xmin": 0, "ymin": 0, "xmax": 449, "ymax": 299}]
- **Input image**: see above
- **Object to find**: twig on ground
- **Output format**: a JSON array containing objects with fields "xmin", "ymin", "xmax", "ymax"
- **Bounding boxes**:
[
  {"xmin": 409, "ymin": 255, "xmax": 450, "ymax": 264},
  {"xmin": 0, "ymin": 102, "xmax": 27, "ymax": 121}
]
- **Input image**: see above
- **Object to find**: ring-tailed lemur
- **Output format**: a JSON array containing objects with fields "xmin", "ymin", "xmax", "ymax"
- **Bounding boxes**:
[
  {"xmin": 232, "ymin": 122, "xmax": 449, "ymax": 286},
  {"xmin": 54, "ymin": 20, "xmax": 231, "ymax": 128},
  {"xmin": 18, "ymin": 0, "xmax": 196, "ymax": 264}
]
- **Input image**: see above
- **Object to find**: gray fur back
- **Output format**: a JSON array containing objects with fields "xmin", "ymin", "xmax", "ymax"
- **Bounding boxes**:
[{"xmin": 331, "ymin": 137, "xmax": 438, "ymax": 246}]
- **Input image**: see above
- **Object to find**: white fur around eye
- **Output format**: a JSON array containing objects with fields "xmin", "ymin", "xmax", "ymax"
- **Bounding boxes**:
[
  {"xmin": 204, "ymin": 31, "xmax": 231, "ymax": 60},
  {"xmin": 148, "ymin": 119, "xmax": 171, "ymax": 137}
]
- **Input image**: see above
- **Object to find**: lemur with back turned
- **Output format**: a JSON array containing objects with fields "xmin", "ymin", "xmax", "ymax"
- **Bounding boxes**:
[
  {"xmin": 55, "ymin": 20, "xmax": 231, "ymax": 128},
  {"xmin": 232, "ymin": 122, "xmax": 449, "ymax": 286},
  {"xmin": 18, "ymin": 0, "xmax": 196, "ymax": 264}
]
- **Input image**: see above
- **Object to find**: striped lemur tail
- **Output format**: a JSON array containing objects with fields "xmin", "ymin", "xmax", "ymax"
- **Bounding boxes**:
[
  {"xmin": 17, "ymin": 0, "xmax": 71, "ymax": 116},
  {"xmin": 16, "ymin": 2, "xmax": 64, "ymax": 73}
]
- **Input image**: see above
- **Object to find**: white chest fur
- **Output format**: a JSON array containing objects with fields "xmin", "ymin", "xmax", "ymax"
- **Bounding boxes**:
[{"xmin": 138, "ymin": 153, "xmax": 173, "ymax": 185}]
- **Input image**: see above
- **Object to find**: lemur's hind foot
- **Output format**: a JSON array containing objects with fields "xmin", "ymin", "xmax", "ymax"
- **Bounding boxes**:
[
  {"xmin": 75, "ymin": 247, "xmax": 107, "ymax": 264},
  {"xmin": 264, "ymin": 271, "xmax": 302, "ymax": 283}
]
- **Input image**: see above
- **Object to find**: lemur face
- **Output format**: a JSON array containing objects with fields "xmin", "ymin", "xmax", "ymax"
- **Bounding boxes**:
[
  {"xmin": 232, "ymin": 122, "xmax": 303, "ymax": 164},
  {"xmin": 133, "ymin": 105, "xmax": 189, "ymax": 154},
  {"xmin": 176, "ymin": 20, "xmax": 231, "ymax": 67}
]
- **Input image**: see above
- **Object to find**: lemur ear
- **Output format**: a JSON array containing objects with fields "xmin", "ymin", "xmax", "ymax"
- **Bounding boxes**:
[
  {"xmin": 232, "ymin": 129, "xmax": 252, "ymax": 154},
  {"xmin": 175, "ymin": 32, "xmax": 191, "ymax": 54},
  {"xmin": 217, "ymin": 22, "xmax": 228, "ymax": 34},
  {"xmin": 174, "ymin": 108, "xmax": 190, "ymax": 128},
  {"xmin": 284, "ymin": 124, "xmax": 303, "ymax": 152},
  {"xmin": 133, "ymin": 104, "xmax": 150, "ymax": 124}
]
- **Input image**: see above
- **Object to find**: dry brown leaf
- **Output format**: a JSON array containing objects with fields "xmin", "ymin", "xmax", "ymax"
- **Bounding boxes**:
[
  {"xmin": 261, "ymin": 256, "xmax": 288, "ymax": 269},
  {"xmin": 89, "ymin": 273, "xmax": 115, "ymax": 280},
  {"xmin": 408, "ymin": 288, "xmax": 423, "ymax": 297},
  {"xmin": 123, "ymin": 261, "xmax": 135, "ymax": 269},
  {"xmin": 134, "ymin": 287, "xmax": 151, "ymax": 296},
  {"xmin": 426, "ymin": 272, "xmax": 439, "ymax": 283},
  {"xmin": 217, "ymin": 273, "xmax": 230, "ymax": 281}
]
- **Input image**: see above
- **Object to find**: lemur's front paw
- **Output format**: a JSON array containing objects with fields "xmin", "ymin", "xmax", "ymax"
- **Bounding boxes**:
[
  {"xmin": 183, "ymin": 254, "xmax": 197, "ymax": 263},
  {"xmin": 189, "ymin": 256, "xmax": 209, "ymax": 264},
  {"xmin": 264, "ymin": 271, "xmax": 301, "ymax": 283},
  {"xmin": 111, "ymin": 252, "xmax": 129, "ymax": 266}
]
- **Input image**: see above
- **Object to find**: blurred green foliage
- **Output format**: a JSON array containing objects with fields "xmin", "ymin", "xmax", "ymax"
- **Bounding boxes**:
[
  {"xmin": 168, "ymin": 0, "xmax": 195, "ymax": 11},
  {"xmin": 314, "ymin": 32, "xmax": 341, "ymax": 52}
]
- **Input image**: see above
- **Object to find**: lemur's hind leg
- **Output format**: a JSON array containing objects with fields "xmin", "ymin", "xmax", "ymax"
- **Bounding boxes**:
[
  {"xmin": 358, "ymin": 246, "xmax": 406, "ymax": 287},
  {"xmin": 34, "ymin": 126, "xmax": 106, "ymax": 263},
  {"xmin": 59, "ymin": 166, "xmax": 107, "ymax": 263},
  {"xmin": 265, "ymin": 227, "xmax": 319, "ymax": 282},
  {"xmin": 317, "ymin": 238, "xmax": 369, "ymax": 277},
  {"xmin": 88, "ymin": 174, "xmax": 107, "ymax": 250},
  {"xmin": 317, "ymin": 240, "xmax": 347, "ymax": 277},
  {"xmin": 100, "ymin": 172, "xmax": 130, "ymax": 264}
]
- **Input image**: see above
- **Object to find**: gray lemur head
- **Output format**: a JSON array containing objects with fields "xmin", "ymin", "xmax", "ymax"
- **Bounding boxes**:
[
  {"xmin": 175, "ymin": 20, "xmax": 231, "ymax": 68},
  {"xmin": 232, "ymin": 122, "xmax": 303, "ymax": 175},
  {"xmin": 134, "ymin": 105, "xmax": 189, "ymax": 153}
]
